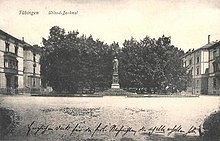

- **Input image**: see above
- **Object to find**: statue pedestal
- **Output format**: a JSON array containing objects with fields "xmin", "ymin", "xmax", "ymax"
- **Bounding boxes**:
[
  {"xmin": 111, "ymin": 83, "xmax": 120, "ymax": 89},
  {"xmin": 111, "ymin": 73, "xmax": 120, "ymax": 89}
]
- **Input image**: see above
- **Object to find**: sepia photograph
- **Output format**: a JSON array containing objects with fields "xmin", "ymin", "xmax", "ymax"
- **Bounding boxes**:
[{"xmin": 0, "ymin": 0, "xmax": 220, "ymax": 140}]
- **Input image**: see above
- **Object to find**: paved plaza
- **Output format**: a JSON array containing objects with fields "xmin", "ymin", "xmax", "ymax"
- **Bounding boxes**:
[{"xmin": 0, "ymin": 95, "xmax": 219, "ymax": 141}]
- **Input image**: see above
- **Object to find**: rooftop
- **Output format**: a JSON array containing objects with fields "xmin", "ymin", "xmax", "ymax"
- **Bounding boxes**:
[
  {"xmin": 0, "ymin": 29, "xmax": 42, "ymax": 53},
  {"xmin": 183, "ymin": 40, "xmax": 220, "ymax": 58}
]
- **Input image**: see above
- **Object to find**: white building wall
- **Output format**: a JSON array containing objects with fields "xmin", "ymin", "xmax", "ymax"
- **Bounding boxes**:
[
  {"xmin": 200, "ymin": 50, "xmax": 208, "ymax": 75},
  {"xmin": 0, "ymin": 52, "xmax": 4, "ymax": 68},
  {"xmin": 210, "ymin": 50, "xmax": 214, "ymax": 60},
  {"xmin": 18, "ymin": 75, "xmax": 23, "ymax": 88},
  {"xmin": 23, "ymin": 74, "xmax": 29, "ymax": 87},
  {"xmin": 25, "ymin": 50, "xmax": 33, "ymax": 60},
  {"xmin": 218, "ymin": 47, "xmax": 220, "ymax": 57},
  {"xmin": 9, "ymin": 42, "xmax": 15, "ymax": 53},
  {"xmin": 201, "ymin": 51, "xmax": 209, "ymax": 62},
  {"xmin": 36, "ymin": 63, "xmax": 40, "ymax": 75},
  {"xmin": 17, "ymin": 57, "xmax": 23, "ymax": 74},
  {"xmin": 17, "ymin": 45, "xmax": 23, "ymax": 58},
  {"xmin": 25, "ymin": 61, "xmax": 33, "ymax": 73},
  {"xmin": 0, "ymin": 40, "xmax": 5, "ymax": 74},
  {"xmin": 35, "ymin": 54, "xmax": 40, "ymax": 63},
  {"xmin": 35, "ymin": 54, "xmax": 41, "ymax": 75},
  {"xmin": 201, "ymin": 63, "xmax": 209, "ymax": 74},
  {"xmin": 209, "ymin": 61, "xmax": 214, "ymax": 74},
  {"xmin": 0, "ymin": 73, "xmax": 6, "ymax": 88},
  {"xmin": 0, "ymin": 40, "xmax": 5, "ymax": 51}
]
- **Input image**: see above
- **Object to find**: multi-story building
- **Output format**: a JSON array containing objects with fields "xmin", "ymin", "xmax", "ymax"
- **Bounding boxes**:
[
  {"xmin": 182, "ymin": 36, "xmax": 220, "ymax": 95},
  {"xmin": 182, "ymin": 44, "xmax": 209, "ymax": 95},
  {"xmin": 0, "ymin": 29, "xmax": 41, "ymax": 94},
  {"xmin": 208, "ymin": 42, "xmax": 220, "ymax": 95}
]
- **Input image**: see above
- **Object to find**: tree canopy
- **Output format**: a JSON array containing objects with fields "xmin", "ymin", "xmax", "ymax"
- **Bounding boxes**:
[
  {"xmin": 41, "ymin": 26, "xmax": 188, "ymax": 94},
  {"xmin": 119, "ymin": 35, "xmax": 187, "ymax": 93}
]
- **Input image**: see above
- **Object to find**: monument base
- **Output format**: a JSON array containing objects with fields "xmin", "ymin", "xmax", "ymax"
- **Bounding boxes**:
[
  {"xmin": 111, "ymin": 83, "xmax": 120, "ymax": 89},
  {"xmin": 95, "ymin": 88, "xmax": 135, "ymax": 96}
]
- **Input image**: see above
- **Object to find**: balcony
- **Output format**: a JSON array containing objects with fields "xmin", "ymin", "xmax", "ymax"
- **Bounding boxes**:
[
  {"xmin": 4, "ymin": 67, "xmax": 18, "ymax": 74},
  {"xmin": 4, "ymin": 51, "xmax": 17, "ymax": 59},
  {"xmin": 4, "ymin": 51, "xmax": 18, "ymax": 74}
]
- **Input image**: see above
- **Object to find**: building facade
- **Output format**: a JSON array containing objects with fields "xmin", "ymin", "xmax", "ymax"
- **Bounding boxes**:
[
  {"xmin": 182, "ymin": 45, "xmax": 209, "ymax": 95},
  {"xmin": 182, "ymin": 40, "xmax": 220, "ymax": 95},
  {"xmin": 208, "ymin": 42, "xmax": 220, "ymax": 95},
  {"xmin": 0, "ymin": 29, "xmax": 41, "ymax": 94}
]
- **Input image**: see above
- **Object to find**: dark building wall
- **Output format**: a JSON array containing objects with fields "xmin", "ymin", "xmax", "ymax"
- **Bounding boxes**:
[
  {"xmin": 201, "ymin": 76, "xmax": 208, "ymax": 94},
  {"xmin": 208, "ymin": 76, "xmax": 220, "ymax": 95}
]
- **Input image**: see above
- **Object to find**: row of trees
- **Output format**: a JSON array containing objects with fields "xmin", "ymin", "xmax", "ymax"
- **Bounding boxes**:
[{"xmin": 40, "ymin": 26, "xmax": 189, "ymax": 94}]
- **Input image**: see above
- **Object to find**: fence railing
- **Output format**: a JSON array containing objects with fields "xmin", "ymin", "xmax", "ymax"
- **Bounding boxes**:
[{"xmin": 0, "ymin": 87, "xmax": 41, "ymax": 95}]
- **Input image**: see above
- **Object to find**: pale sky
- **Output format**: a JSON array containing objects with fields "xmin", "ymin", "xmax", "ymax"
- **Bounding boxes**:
[{"xmin": 1, "ymin": 0, "xmax": 220, "ymax": 51}]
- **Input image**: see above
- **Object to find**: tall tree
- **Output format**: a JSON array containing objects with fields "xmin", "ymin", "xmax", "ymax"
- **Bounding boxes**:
[
  {"xmin": 40, "ymin": 26, "xmax": 114, "ymax": 93},
  {"xmin": 119, "ymin": 35, "xmax": 187, "ymax": 93}
]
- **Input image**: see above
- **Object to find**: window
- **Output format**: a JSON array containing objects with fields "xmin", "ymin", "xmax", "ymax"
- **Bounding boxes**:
[
  {"xmin": 218, "ymin": 63, "xmax": 220, "ymax": 72},
  {"xmin": 196, "ymin": 67, "xmax": 200, "ymax": 75},
  {"xmin": 213, "ymin": 63, "xmax": 217, "ymax": 72},
  {"xmin": 9, "ymin": 60, "xmax": 12, "ymax": 68},
  {"xmin": 188, "ymin": 69, "xmax": 192, "ymax": 75},
  {"xmin": 33, "ymin": 53, "xmax": 36, "ymax": 62},
  {"xmin": 33, "ymin": 78, "xmax": 36, "ymax": 87},
  {"xmin": 33, "ymin": 65, "xmax": 36, "ymax": 75},
  {"xmin": 213, "ymin": 62, "xmax": 220, "ymax": 72},
  {"xmin": 12, "ymin": 61, "xmax": 15, "ymax": 69},
  {"xmin": 4, "ymin": 60, "xmax": 8, "ymax": 67},
  {"xmin": 15, "ymin": 45, "xmax": 18, "ymax": 55},
  {"xmin": 15, "ymin": 61, "xmax": 18, "ymax": 69},
  {"xmin": 196, "ymin": 80, "xmax": 199, "ymax": 87},
  {"xmin": 189, "ymin": 59, "xmax": 192, "ymax": 65},
  {"xmin": 33, "ymin": 67, "xmax": 35, "ymax": 75},
  {"xmin": 5, "ymin": 42, "xmax": 9, "ymax": 52},
  {"xmin": 213, "ymin": 50, "xmax": 217, "ymax": 59},
  {"xmin": 213, "ymin": 78, "xmax": 216, "ymax": 89},
  {"xmin": 196, "ymin": 57, "xmax": 199, "ymax": 63}
]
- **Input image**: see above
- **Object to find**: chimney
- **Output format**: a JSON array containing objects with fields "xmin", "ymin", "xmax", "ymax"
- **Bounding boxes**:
[
  {"xmin": 208, "ymin": 35, "xmax": 210, "ymax": 44},
  {"xmin": 22, "ymin": 37, "xmax": 24, "ymax": 42}
]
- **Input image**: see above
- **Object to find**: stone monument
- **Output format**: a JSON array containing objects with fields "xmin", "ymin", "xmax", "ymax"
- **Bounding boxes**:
[
  {"xmin": 95, "ymin": 56, "xmax": 134, "ymax": 96},
  {"xmin": 111, "ymin": 57, "xmax": 120, "ymax": 89}
]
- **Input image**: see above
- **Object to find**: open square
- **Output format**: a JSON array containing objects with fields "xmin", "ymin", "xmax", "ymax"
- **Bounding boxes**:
[{"xmin": 0, "ymin": 95, "xmax": 219, "ymax": 140}]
